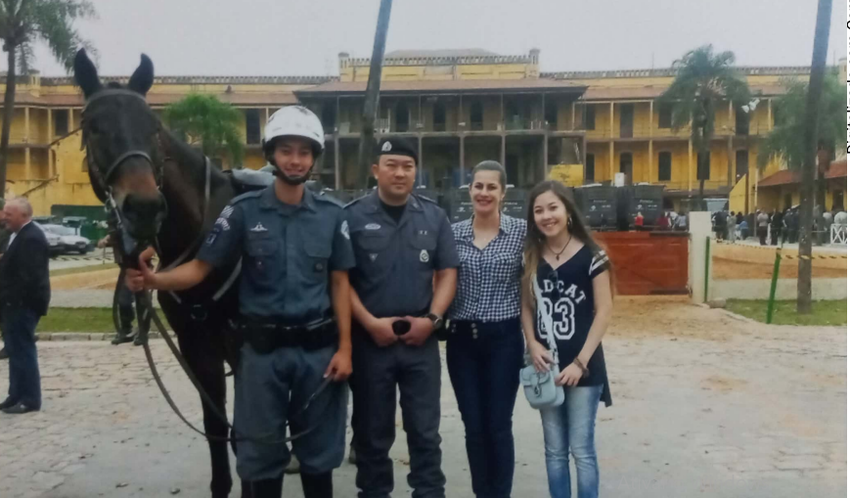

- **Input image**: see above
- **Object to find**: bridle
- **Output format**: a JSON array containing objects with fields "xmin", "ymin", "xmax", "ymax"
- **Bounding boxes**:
[{"xmin": 81, "ymin": 89, "xmax": 165, "ymax": 212}]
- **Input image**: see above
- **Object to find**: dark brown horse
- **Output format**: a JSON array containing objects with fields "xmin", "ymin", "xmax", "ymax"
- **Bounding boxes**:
[{"xmin": 74, "ymin": 49, "xmax": 248, "ymax": 498}]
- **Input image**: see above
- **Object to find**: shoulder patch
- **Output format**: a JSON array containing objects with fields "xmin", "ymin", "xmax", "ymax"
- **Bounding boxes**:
[{"xmin": 230, "ymin": 190, "xmax": 263, "ymax": 205}]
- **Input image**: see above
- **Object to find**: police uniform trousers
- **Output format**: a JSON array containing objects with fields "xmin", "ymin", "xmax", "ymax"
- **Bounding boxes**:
[
  {"xmin": 351, "ymin": 325, "xmax": 445, "ymax": 498},
  {"xmin": 233, "ymin": 342, "xmax": 348, "ymax": 481}
]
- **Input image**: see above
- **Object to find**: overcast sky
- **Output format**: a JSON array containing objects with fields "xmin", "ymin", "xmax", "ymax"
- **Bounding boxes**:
[{"xmin": 16, "ymin": 0, "xmax": 849, "ymax": 77}]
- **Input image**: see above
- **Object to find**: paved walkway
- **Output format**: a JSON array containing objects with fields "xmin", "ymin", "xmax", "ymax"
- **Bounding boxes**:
[{"xmin": 0, "ymin": 297, "xmax": 845, "ymax": 498}]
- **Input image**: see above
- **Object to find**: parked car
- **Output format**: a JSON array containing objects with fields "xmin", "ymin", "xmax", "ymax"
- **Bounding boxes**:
[
  {"xmin": 32, "ymin": 222, "xmax": 64, "ymax": 257},
  {"xmin": 40, "ymin": 224, "xmax": 93, "ymax": 254}
]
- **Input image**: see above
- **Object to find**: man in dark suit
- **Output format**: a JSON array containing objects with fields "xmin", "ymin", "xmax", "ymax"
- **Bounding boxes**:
[
  {"xmin": 0, "ymin": 204, "xmax": 12, "ymax": 361},
  {"xmin": 0, "ymin": 197, "xmax": 50, "ymax": 414}
]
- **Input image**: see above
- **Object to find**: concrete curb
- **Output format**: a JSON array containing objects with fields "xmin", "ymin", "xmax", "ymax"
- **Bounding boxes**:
[{"xmin": 35, "ymin": 331, "xmax": 174, "ymax": 342}]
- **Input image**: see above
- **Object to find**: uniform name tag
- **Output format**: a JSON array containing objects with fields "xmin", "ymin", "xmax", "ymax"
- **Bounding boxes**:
[{"xmin": 365, "ymin": 223, "xmax": 381, "ymax": 230}]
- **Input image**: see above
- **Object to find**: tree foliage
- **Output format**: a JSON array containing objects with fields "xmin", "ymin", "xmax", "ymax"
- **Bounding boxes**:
[
  {"xmin": 0, "ymin": 0, "xmax": 97, "ymax": 74},
  {"xmin": 659, "ymin": 45, "xmax": 751, "ymax": 154},
  {"xmin": 163, "ymin": 93, "xmax": 244, "ymax": 167},
  {"xmin": 758, "ymin": 72, "xmax": 846, "ymax": 170}
]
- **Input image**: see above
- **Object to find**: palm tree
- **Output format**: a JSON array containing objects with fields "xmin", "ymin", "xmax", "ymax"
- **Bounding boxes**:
[
  {"xmin": 790, "ymin": 0, "xmax": 833, "ymax": 314},
  {"xmin": 0, "ymin": 0, "xmax": 96, "ymax": 199},
  {"xmin": 162, "ymin": 94, "xmax": 244, "ymax": 168},
  {"xmin": 658, "ymin": 45, "xmax": 750, "ymax": 209},
  {"xmin": 757, "ymin": 76, "xmax": 844, "ymax": 175}
]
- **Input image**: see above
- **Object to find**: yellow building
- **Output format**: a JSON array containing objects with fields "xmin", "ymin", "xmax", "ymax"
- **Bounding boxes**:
[{"xmin": 0, "ymin": 49, "xmax": 834, "ymax": 216}]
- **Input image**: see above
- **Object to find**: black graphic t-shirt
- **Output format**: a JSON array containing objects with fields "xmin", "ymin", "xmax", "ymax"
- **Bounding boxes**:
[{"xmin": 534, "ymin": 244, "xmax": 612, "ymax": 405}]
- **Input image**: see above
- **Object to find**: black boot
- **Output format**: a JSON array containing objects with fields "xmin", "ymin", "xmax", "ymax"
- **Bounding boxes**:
[
  {"xmin": 111, "ymin": 328, "xmax": 135, "ymax": 345},
  {"xmin": 300, "ymin": 471, "xmax": 332, "ymax": 498},
  {"xmin": 248, "ymin": 476, "xmax": 283, "ymax": 498}
]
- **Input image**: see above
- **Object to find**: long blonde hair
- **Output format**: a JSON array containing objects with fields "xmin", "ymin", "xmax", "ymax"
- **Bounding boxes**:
[{"xmin": 522, "ymin": 181, "xmax": 613, "ymax": 301}]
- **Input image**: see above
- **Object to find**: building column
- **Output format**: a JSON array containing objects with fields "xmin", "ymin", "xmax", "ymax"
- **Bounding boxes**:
[
  {"xmin": 333, "ymin": 135, "xmax": 340, "ymax": 190},
  {"xmin": 648, "ymin": 140, "xmax": 654, "ymax": 183},
  {"xmin": 726, "ymin": 136, "xmax": 733, "ymax": 188},
  {"xmin": 500, "ymin": 94, "xmax": 504, "ymax": 130},
  {"xmin": 418, "ymin": 135, "xmax": 423, "ymax": 186},
  {"xmin": 500, "ymin": 133, "xmax": 506, "ymax": 167},
  {"xmin": 728, "ymin": 101, "xmax": 733, "ymax": 132},
  {"xmin": 767, "ymin": 99, "xmax": 773, "ymax": 131},
  {"xmin": 24, "ymin": 107, "xmax": 30, "ymax": 179},
  {"xmin": 609, "ymin": 102, "xmax": 615, "ymax": 181},
  {"xmin": 571, "ymin": 101, "xmax": 576, "ymax": 131},
  {"xmin": 542, "ymin": 134, "xmax": 548, "ymax": 181},
  {"xmin": 459, "ymin": 135, "xmax": 465, "ymax": 186},
  {"xmin": 649, "ymin": 100, "xmax": 654, "ymax": 140},
  {"xmin": 688, "ymin": 139, "xmax": 694, "ymax": 192}
]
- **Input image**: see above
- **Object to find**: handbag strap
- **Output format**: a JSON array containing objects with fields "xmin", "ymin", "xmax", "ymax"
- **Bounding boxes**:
[{"xmin": 532, "ymin": 272, "xmax": 559, "ymax": 364}]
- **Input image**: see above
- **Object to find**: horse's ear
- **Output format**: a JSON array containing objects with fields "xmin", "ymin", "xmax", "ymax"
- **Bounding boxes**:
[
  {"xmin": 73, "ymin": 49, "xmax": 101, "ymax": 99},
  {"xmin": 128, "ymin": 54, "xmax": 154, "ymax": 96}
]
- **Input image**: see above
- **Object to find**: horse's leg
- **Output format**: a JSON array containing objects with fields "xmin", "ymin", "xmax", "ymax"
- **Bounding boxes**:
[
  {"xmin": 177, "ymin": 325, "xmax": 233, "ymax": 498},
  {"xmin": 162, "ymin": 300, "xmax": 233, "ymax": 498}
]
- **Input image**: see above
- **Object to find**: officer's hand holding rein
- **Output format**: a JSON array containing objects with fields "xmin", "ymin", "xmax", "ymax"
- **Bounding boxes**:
[
  {"xmin": 125, "ymin": 246, "xmax": 156, "ymax": 291},
  {"xmin": 125, "ymin": 246, "xmax": 212, "ymax": 293},
  {"xmin": 323, "ymin": 347, "xmax": 353, "ymax": 382}
]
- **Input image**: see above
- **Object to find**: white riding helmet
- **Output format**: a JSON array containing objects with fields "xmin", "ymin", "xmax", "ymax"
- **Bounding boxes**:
[{"xmin": 262, "ymin": 105, "xmax": 325, "ymax": 157}]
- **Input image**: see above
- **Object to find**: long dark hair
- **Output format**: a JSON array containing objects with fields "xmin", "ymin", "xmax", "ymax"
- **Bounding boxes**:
[{"xmin": 522, "ymin": 181, "xmax": 608, "ymax": 298}]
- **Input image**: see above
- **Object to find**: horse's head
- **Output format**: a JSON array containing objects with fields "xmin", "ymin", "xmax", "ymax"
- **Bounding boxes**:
[{"xmin": 74, "ymin": 49, "xmax": 166, "ymax": 244}]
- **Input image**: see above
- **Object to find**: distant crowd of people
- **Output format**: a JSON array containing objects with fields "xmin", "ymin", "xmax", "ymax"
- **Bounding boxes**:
[{"xmin": 712, "ymin": 205, "xmax": 847, "ymax": 246}]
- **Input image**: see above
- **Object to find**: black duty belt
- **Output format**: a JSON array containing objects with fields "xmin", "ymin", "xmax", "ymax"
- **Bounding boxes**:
[{"xmin": 239, "ymin": 317, "xmax": 338, "ymax": 353}]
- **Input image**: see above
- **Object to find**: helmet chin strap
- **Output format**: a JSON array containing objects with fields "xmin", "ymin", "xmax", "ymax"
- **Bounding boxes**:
[{"xmin": 270, "ymin": 155, "xmax": 318, "ymax": 186}]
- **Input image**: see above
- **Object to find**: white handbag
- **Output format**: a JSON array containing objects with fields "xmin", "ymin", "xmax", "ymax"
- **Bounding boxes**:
[{"xmin": 520, "ymin": 274, "xmax": 565, "ymax": 409}]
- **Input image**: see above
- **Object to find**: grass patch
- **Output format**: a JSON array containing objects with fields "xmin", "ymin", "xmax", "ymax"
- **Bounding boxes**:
[
  {"xmin": 726, "ymin": 299, "xmax": 847, "ymax": 326},
  {"xmin": 49, "ymin": 263, "xmax": 116, "ymax": 278},
  {"xmin": 38, "ymin": 308, "xmax": 116, "ymax": 332}
]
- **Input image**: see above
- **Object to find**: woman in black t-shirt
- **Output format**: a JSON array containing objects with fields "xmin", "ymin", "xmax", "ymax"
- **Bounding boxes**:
[{"xmin": 520, "ymin": 181, "xmax": 613, "ymax": 498}]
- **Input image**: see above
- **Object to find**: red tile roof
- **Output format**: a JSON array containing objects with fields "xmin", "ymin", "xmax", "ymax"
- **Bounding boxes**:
[
  {"xmin": 758, "ymin": 158, "xmax": 847, "ymax": 187},
  {"xmin": 758, "ymin": 169, "xmax": 800, "ymax": 187},
  {"xmin": 826, "ymin": 157, "xmax": 846, "ymax": 179}
]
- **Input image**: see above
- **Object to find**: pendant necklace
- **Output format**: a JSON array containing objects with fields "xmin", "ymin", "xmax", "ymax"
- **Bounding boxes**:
[{"xmin": 548, "ymin": 234, "xmax": 572, "ymax": 261}]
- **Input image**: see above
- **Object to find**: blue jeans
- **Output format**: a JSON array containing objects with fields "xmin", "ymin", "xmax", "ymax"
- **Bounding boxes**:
[
  {"xmin": 446, "ymin": 318, "xmax": 523, "ymax": 498},
  {"xmin": 2, "ymin": 305, "xmax": 42, "ymax": 409},
  {"xmin": 540, "ymin": 384, "xmax": 603, "ymax": 498}
]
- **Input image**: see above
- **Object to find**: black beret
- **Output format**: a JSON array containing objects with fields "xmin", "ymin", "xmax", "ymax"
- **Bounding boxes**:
[{"xmin": 375, "ymin": 138, "xmax": 418, "ymax": 165}]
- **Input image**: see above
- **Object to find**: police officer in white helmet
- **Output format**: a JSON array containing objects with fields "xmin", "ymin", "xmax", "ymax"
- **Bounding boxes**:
[{"xmin": 127, "ymin": 106, "xmax": 354, "ymax": 497}]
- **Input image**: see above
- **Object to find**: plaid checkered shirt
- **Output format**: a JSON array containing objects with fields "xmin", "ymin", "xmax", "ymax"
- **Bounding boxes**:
[{"xmin": 448, "ymin": 214, "xmax": 526, "ymax": 322}]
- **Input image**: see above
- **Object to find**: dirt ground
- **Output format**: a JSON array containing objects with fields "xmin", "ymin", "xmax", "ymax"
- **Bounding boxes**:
[
  {"xmin": 2, "ymin": 295, "xmax": 844, "ymax": 498},
  {"xmin": 713, "ymin": 257, "xmax": 847, "ymax": 280}
]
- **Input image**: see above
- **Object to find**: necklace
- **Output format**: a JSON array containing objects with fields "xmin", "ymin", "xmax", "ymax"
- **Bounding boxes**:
[{"xmin": 547, "ymin": 234, "xmax": 572, "ymax": 260}]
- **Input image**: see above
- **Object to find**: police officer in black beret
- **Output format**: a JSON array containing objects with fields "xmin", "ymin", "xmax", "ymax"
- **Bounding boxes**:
[{"xmin": 345, "ymin": 138, "xmax": 459, "ymax": 498}]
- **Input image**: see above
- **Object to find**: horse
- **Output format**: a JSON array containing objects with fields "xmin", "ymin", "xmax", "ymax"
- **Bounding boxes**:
[{"xmin": 73, "ymin": 48, "xmax": 250, "ymax": 498}]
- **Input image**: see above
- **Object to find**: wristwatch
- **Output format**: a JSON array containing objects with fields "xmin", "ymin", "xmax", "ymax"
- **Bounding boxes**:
[{"xmin": 425, "ymin": 312, "xmax": 444, "ymax": 331}]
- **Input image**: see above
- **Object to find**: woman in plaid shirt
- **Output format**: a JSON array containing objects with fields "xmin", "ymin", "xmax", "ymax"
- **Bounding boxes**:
[{"xmin": 447, "ymin": 160, "xmax": 526, "ymax": 498}]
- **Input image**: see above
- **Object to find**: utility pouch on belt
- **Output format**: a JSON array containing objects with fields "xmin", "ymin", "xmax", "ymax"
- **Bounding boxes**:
[{"xmin": 239, "ymin": 317, "xmax": 337, "ymax": 354}]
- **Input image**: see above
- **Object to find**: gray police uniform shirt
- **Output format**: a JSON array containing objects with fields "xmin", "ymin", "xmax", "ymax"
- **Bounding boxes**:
[
  {"xmin": 345, "ymin": 191, "xmax": 459, "ymax": 318},
  {"xmin": 197, "ymin": 185, "xmax": 355, "ymax": 323}
]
